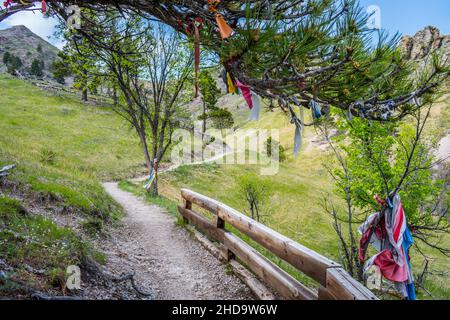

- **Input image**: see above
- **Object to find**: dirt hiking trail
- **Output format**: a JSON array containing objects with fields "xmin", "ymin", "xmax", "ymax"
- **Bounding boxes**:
[{"xmin": 102, "ymin": 182, "xmax": 253, "ymax": 300}]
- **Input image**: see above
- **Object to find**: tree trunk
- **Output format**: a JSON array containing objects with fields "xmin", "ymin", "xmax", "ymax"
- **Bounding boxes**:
[
  {"xmin": 113, "ymin": 87, "xmax": 118, "ymax": 105},
  {"xmin": 81, "ymin": 70, "xmax": 88, "ymax": 101},
  {"xmin": 138, "ymin": 130, "xmax": 152, "ymax": 174},
  {"xmin": 82, "ymin": 88, "xmax": 88, "ymax": 101},
  {"xmin": 149, "ymin": 165, "xmax": 159, "ymax": 196}
]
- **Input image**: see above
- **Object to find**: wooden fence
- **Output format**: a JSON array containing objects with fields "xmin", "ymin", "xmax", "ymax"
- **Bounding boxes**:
[{"xmin": 178, "ymin": 188, "xmax": 377, "ymax": 300}]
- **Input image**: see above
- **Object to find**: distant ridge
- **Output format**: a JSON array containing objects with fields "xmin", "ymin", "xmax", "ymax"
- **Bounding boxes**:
[{"xmin": 0, "ymin": 25, "xmax": 60, "ymax": 78}]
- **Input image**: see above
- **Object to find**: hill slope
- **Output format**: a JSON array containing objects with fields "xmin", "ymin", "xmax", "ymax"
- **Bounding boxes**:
[
  {"xmin": 0, "ymin": 74, "xmax": 145, "ymax": 297},
  {"xmin": 0, "ymin": 25, "xmax": 59, "ymax": 77}
]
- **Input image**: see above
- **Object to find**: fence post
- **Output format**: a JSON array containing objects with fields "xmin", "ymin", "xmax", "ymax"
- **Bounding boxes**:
[{"xmin": 183, "ymin": 199, "xmax": 192, "ymax": 224}]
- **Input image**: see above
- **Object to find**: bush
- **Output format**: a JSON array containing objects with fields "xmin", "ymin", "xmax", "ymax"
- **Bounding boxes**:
[{"xmin": 39, "ymin": 148, "xmax": 57, "ymax": 165}]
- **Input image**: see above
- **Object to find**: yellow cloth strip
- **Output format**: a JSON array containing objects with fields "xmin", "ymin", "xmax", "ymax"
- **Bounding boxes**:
[{"xmin": 227, "ymin": 73, "xmax": 236, "ymax": 94}]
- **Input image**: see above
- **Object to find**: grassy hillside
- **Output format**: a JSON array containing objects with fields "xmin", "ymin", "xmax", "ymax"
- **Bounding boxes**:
[{"xmin": 0, "ymin": 74, "xmax": 143, "ymax": 295}]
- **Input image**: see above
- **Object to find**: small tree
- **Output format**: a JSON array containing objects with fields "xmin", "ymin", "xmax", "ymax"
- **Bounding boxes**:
[
  {"xmin": 30, "ymin": 59, "xmax": 44, "ymax": 77},
  {"xmin": 77, "ymin": 14, "xmax": 193, "ymax": 195},
  {"xmin": 54, "ymin": 26, "xmax": 101, "ymax": 101},
  {"xmin": 5, "ymin": 54, "xmax": 22, "ymax": 74},
  {"xmin": 265, "ymin": 137, "xmax": 286, "ymax": 162},
  {"xmin": 37, "ymin": 43, "xmax": 42, "ymax": 53},
  {"xmin": 237, "ymin": 174, "xmax": 271, "ymax": 222},
  {"xmin": 198, "ymin": 70, "xmax": 221, "ymax": 140},
  {"xmin": 52, "ymin": 55, "xmax": 72, "ymax": 84},
  {"xmin": 321, "ymin": 103, "xmax": 449, "ymax": 293},
  {"xmin": 3, "ymin": 51, "xmax": 11, "ymax": 65}
]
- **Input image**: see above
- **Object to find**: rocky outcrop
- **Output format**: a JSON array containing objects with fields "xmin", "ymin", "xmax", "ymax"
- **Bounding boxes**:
[{"xmin": 399, "ymin": 26, "xmax": 450, "ymax": 60}]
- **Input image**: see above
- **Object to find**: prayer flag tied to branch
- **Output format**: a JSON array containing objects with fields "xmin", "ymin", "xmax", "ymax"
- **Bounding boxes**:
[
  {"xmin": 2, "ymin": 0, "xmax": 46, "ymax": 12},
  {"xmin": 235, "ymin": 79, "xmax": 260, "ymax": 121},
  {"xmin": 359, "ymin": 194, "xmax": 416, "ymax": 300},
  {"xmin": 144, "ymin": 159, "xmax": 158, "ymax": 190},
  {"xmin": 208, "ymin": 0, "xmax": 233, "ymax": 40}
]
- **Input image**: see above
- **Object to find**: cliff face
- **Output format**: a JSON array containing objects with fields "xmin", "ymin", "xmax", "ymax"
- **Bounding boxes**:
[{"xmin": 399, "ymin": 26, "xmax": 450, "ymax": 60}]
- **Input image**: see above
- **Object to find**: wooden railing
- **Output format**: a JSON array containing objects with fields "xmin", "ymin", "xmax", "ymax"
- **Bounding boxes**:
[{"xmin": 178, "ymin": 189, "xmax": 377, "ymax": 300}]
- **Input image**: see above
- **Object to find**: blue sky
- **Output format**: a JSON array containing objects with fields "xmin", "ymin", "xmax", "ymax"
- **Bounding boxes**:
[
  {"xmin": 0, "ymin": 0, "xmax": 449, "ymax": 49},
  {"xmin": 359, "ymin": 0, "xmax": 450, "ymax": 35}
]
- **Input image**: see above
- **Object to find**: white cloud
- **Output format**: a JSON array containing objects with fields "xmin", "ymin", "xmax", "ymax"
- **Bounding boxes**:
[{"xmin": 0, "ymin": 10, "xmax": 65, "ymax": 49}]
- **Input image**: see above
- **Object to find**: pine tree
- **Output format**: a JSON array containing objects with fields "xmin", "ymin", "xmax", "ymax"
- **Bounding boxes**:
[
  {"xmin": 198, "ymin": 70, "xmax": 221, "ymax": 138},
  {"xmin": 24, "ymin": 0, "xmax": 448, "ymax": 122},
  {"xmin": 31, "ymin": 59, "xmax": 44, "ymax": 77},
  {"xmin": 3, "ymin": 51, "xmax": 11, "ymax": 65},
  {"xmin": 4, "ymin": 53, "xmax": 22, "ymax": 74},
  {"xmin": 52, "ymin": 53, "xmax": 72, "ymax": 84}
]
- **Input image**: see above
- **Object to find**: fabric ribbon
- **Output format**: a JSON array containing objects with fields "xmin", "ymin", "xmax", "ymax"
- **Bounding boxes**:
[
  {"xmin": 235, "ymin": 79, "xmax": 253, "ymax": 109},
  {"xmin": 144, "ymin": 159, "xmax": 158, "ymax": 190},
  {"xmin": 2, "ymin": 0, "xmax": 13, "ymax": 8},
  {"xmin": 226, "ymin": 72, "xmax": 237, "ymax": 94},
  {"xmin": 358, "ymin": 194, "xmax": 416, "ymax": 300},
  {"xmin": 249, "ymin": 91, "xmax": 260, "ymax": 121},
  {"xmin": 293, "ymin": 121, "xmax": 303, "ymax": 156},
  {"xmin": 309, "ymin": 100, "xmax": 322, "ymax": 119},
  {"xmin": 208, "ymin": 0, "xmax": 234, "ymax": 39}
]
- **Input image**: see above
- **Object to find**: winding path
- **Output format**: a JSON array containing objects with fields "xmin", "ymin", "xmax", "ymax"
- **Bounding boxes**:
[{"xmin": 102, "ymin": 182, "xmax": 253, "ymax": 300}]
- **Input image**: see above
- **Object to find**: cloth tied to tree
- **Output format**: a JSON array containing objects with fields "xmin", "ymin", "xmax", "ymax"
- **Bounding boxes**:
[
  {"xmin": 309, "ymin": 100, "xmax": 322, "ymax": 119},
  {"xmin": 208, "ymin": 0, "xmax": 233, "ymax": 39},
  {"xmin": 234, "ymin": 79, "xmax": 261, "ymax": 121},
  {"xmin": 144, "ymin": 159, "xmax": 158, "ymax": 190},
  {"xmin": 358, "ymin": 194, "xmax": 416, "ymax": 300},
  {"xmin": 176, "ymin": 16, "xmax": 203, "ymax": 98},
  {"xmin": 2, "ymin": 1, "xmax": 46, "ymax": 13},
  {"xmin": 2, "ymin": 0, "xmax": 13, "ymax": 8},
  {"xmin": 192, "ymin": 17, "xmax": 203, "ymax": 98},
  {"xmin": 226, "ymin": 72, "xmax": 237, "ymax": 94}
]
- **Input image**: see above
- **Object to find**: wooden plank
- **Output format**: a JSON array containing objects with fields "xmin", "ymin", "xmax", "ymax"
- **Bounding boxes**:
[
  {"xmin": 216, "ymin": 205, "xmax": 337, "ymax": 286},
  {"xmin": 181, "ymin": 189, "xmax": 337, "ymax": 286},
  {"xmin": 223, "ymin": 232, "xmax": 317, "ymax": 300},
  {"xmin": 229, "ymin": 260, "xmax": 277, "ymax": 300},
  {"xmin": 177, "ymin": 206, "xmax": 224, "ymax": 242},
  {"xmin": 326, "ymin": 268, "xmax": 378, "ymax": 300},
  {"xmin": 183, "ymin": 200, "xmax": 191, "ymax": 224},
  {"xmin": 181, "ymin": 188, "xmax": 222, "ymax": 214},
  {"xmin": 178, "ymin": 205, "xmax": 317, "ymax": 300},
  {"xmin": 318, "ymin": 286, "xmax": 337, "ymax": 300},
  {"xmin": 212, "ymin": 215, "xmax": 225, "ymax": 228},
  {"xmin": 180, "ymin": 189, "xmax": 375, "ymax": 300},
  {"xmin": 189, "ymin": 227, "xmax": 276, "ymax": 300}
]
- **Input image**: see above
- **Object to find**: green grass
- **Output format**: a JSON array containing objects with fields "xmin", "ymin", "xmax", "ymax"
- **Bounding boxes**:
[
  {"xmin": 0, "ymin": 74, "xmax": 143, "ymax": 181},
  {"xmin": 0, "ymin": 196, "xmax": 99, "ymax": 295},
  {"xmin": 0, "ymin": 74, "xmax": 145, "ymax": 219},
  {"xmin": 0, "ymin": 74, "xmax": 144, "ymax": 294}
]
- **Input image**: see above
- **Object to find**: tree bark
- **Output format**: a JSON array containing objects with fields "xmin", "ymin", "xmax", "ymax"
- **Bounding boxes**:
[
  {"xmin": 82, "ymin": 88, "xmax": 88, "ymax": 101},
  {"xmin": 137, "ymin": 129, "xmax": 152, "ymax": 174},
  {"xmin": 81, "ymin": 69, "xmax": 88, "ymax": 101}
]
